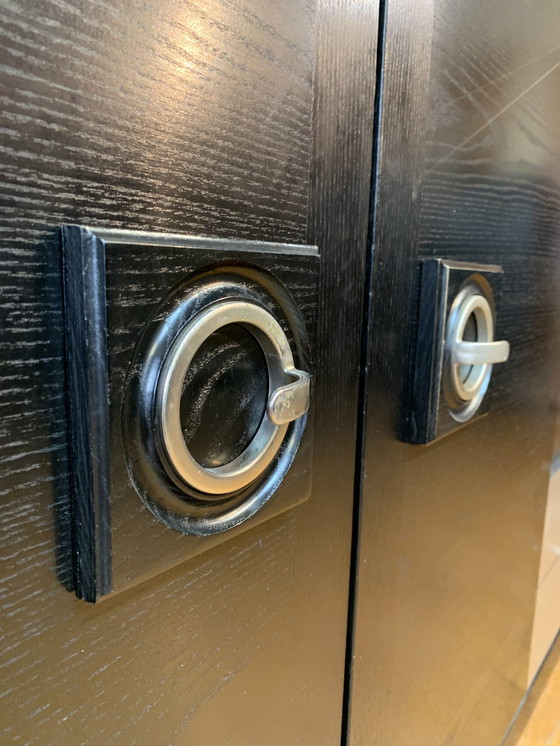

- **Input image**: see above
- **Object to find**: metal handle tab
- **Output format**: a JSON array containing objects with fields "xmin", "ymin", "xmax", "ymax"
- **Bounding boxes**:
[
  {"xmin": 453, "ymin": 340, "xmax": 510, "ymax": 365},
  {"xmin": 268, "ymin": 370, "xmax": 310, "ymax": 426}
]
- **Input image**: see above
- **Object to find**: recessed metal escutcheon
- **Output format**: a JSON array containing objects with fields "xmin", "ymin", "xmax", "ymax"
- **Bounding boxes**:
[
  {"xmin": 444, "ymin": 284, "xmax": 510, "ymax": 423},
  {"xmin": 405, "ymin": 259, "xmax": 510, "ymax": 444},
  {"xmin": 156, "ymin": 300, "xmax": 310, "ymax": 495}
]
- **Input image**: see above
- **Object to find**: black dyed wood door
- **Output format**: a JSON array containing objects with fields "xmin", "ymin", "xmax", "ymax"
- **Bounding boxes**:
[
  {"xmin": 3, "ymin": 1, "xmax": 559, "ymax": 744},
  {"xmin": 0, "ymin": 1, "xmax": 378, "ymax": 743},
  {"xmin": 347, "ymin": 0, "xmax": 560, "ymax": 744}
]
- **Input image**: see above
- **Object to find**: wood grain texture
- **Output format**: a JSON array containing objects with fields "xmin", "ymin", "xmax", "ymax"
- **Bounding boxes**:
[
  {"xmin": 0, "ymin": 0, "xmax": 378, "ymax": 744},
  {"xmin": 104, "ymin": 231, "xmax": 317, "ymax": 595},
  {"xmin": 349, "ymin": 0, "xmax": 560, "ymax": 744},
  {"xmin": 1, "ymin": 0, "xmax": 313, "ymax": 241},
  {"xmin": 60, "ymin": 224, "xmax": 320, "ymax": 601}
]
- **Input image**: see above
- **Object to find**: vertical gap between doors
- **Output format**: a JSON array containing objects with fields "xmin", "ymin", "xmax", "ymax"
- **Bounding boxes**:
[{"xmin": 340, "ymin": 1, "xmax": 388, "ymax": 742}]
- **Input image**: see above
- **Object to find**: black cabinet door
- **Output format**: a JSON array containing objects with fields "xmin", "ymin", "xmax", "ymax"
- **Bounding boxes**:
[
  {"xmin": 348, "ymin": 0, "xmax": 560, "ymax": 744},
  {"xmin": 4, "ymin": 1, "xmax": 558, "ymax": 743},
  {"xmin": 0, "ymin": 1, "xmax": 378, "ymax": 743}
]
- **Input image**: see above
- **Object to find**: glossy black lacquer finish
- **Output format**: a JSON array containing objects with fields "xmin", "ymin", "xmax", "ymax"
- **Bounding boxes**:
[
  {"xmin": 0, "ymin": 0, "xmax": 378, "ymax": 743},
  {"xmin": 349, "ymin": 0, "xmax": 560, "ymax": 744}
]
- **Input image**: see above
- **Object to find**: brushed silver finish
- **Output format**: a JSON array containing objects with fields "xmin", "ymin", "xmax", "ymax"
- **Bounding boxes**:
[
  {"xmin": 267, "ymin": 370, "xmax": 310, "ymax": 426},
  {"xmin": 156, "ymin": 300, "xmax": 310, "ymax": 495},
  {"xmin": 453, "ymin": 340, "xmax": 510, "ymax": 366},
  {"xmin": 446, "ymin": 288, "xmax": 509, "ymax": 419}
]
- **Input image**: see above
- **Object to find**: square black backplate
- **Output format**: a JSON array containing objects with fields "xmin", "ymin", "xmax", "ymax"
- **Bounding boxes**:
[
  {"xmin": 61, "ymin": 226, "xmax": 318, "ymax": 601},
  {"xmin": 405, "ymin": 259, "xmax": 504, "ymax": 445}
]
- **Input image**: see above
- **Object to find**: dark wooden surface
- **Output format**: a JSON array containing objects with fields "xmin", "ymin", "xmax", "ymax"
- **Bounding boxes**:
[
  {"xmin": 0, "ymin": 0, "xmax": 378, "ymax": 744},
  {"xmin": 61, "ymin": 226, "xmax": 111, "ymax": 601},
  {"xmin": 349, "ymin": 0, "xmax": 560, "ymax": 744},
  {"xmin": 67, "ymin": 229, "xmax": 319, "ymax": 598}
]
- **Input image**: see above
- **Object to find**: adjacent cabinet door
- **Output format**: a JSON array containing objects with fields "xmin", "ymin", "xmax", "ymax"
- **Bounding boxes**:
[{"xmin": 348, "ymin": 0, "xmax": 560, "ymax": 744}]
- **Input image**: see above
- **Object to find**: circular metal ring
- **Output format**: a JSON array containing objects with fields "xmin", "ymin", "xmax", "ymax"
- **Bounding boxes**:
[
  {"xmin": 444, "ymin": 282, "xmax": 496, "ymax": 423},
  {"xmin": 122, "ymin": 268, "xmax": 311, "ymax": 536},
  {"xmin": 450, "ymin": 293, "xmax": 493, "ymax": 402},
  {"xmin": 156, "ymin": 300, "xmax": 294, "ymax": 495}
]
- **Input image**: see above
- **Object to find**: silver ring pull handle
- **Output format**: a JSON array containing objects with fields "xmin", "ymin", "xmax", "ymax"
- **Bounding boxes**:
[
  {"xmin": 446, "ymin": 290, "xmax": 510, "ymax": 406},
  {"xmin": 452, "ymin": 340, "xmax": 510, "ymax": 366},
  {"xmin": 268, "ymin": 370, "xmax": 311, "ymax": 426},
  {"xmin": 157, "ymin": 300, "xmax": 310, "ymax": 495}
]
